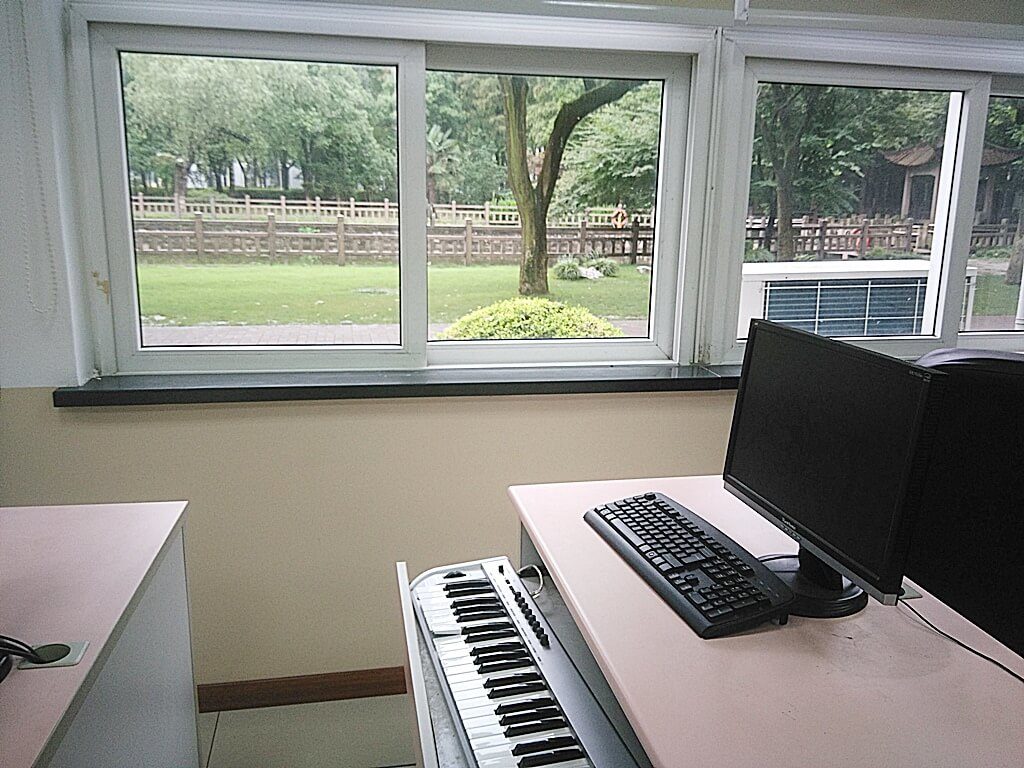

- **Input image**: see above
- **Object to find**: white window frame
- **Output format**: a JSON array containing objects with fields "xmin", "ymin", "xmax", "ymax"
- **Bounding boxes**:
[
  {"xmin": 68, "ymin": 1, "xmax": 716, "ymax": 374},
  {"xmin": 423, "ymin": 45, "xmax": 696, "ymax": 367},
  {"xmin": 698, "ymin": 32, "xmax": 991, "ymax": 365},
  {"xmin": 957, "ymin": 74, "xmax": 1024, "ymax": 352},
  {"xmin": 74, "ymin": 23, "xmax": 427, "ymax": 373}
]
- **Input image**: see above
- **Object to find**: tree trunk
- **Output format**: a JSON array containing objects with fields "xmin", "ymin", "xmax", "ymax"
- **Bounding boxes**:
[
  {"xmin": 1007, "ymin": 233, "xmax": 1024, "ymax": 286},
  {"xmin": 775, "ymin": 169, "xmax": 796, "ymax": 262},
  {"xmin": 500, "ymin": 76, "xmax": 549, "ymax": 295},
  {"xmin": 280, "ymin": 157, "xmax": 290, "ymax": 190},
  {"xmin": 173, "ymin": 158, "xmax": 188, "ymax": 201},
  {"xmin": 499, "ymin": 75, "xmax": 642, "ymax": 296},
  {"xmin": 519, "ymin": 199, "xmax": 549, "ymax": 295}
]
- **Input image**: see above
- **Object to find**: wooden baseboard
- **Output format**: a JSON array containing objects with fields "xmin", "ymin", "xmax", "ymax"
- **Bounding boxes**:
[{"xmin": 197, "ymin": 666, "xmax": 407, "ymax": 713}]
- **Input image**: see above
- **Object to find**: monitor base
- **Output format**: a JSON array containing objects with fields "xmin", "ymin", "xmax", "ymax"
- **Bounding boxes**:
[{"xmin": 763, "ymin": 550, "xmax": 869, "ymax": 618}]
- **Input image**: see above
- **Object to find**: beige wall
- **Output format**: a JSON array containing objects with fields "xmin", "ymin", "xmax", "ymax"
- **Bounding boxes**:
[{"xmin": 0, "ymin": 387, "xmax": 735, "ymax": 684}]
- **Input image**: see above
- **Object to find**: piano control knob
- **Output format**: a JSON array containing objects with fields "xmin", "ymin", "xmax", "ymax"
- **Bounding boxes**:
[{"xmin": 539, "ymin": 632, "xmax": 550, "ymax": 647}]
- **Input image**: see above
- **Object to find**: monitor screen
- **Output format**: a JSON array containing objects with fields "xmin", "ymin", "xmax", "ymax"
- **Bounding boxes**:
[{"xmin": 724, "ymin": 320, "xmax": 943, "ymax": 601}]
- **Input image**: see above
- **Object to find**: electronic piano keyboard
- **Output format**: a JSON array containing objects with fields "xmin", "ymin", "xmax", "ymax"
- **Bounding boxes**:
[{"xmin": 402, "ymin": 556, "xmax": 644, "ymax": 768}]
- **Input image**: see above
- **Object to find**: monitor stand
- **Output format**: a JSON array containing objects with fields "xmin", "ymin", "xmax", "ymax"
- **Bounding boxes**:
[{"xmin": 763, "ymin": 546, "xmax": 868, "ymax": 618}]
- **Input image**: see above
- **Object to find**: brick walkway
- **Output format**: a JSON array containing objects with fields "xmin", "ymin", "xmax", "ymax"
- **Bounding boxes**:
[{"xmin": 141, "ymin": 319, "xmax": 651, "ymax": 346}]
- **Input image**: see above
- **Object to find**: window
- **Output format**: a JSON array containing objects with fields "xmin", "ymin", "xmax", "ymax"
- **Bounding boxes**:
[
  {"xmin": 72, "ymin": 7, "xmax": 1018, "ymax": 378},
  {"xmin": 423, "ymin": 69, "xmax": 663, "ymax": 343},
  {"xmin": 739, "ymin": 82, "xmax": 957, "ymax": 339},
  {"xmin": 701, "ymin": 50, "xmax": 989, "ymax": 364},
  {"xmin": 78, "ymin": 21, "xmax": 696, "ymax": 373},
  {"xmin": 959, "ymin": 91, "xmax": 1024, "ymax": 336},
  {"xmin": 121, "ymin": 52, "xmax": 402, "ymax": 349}
]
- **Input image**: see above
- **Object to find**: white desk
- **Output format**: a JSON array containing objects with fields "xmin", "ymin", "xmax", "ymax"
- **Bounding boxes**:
[
  {"xmin": 510, "ymin": 475, "xmax": 1024, "ymax": 768},
  {"xmin": 0, "ymin": 501, "xmax": 198, "ymax": 768}
]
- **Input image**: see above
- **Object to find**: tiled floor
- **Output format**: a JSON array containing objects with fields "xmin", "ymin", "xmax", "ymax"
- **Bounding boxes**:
[{"xmin": 199, "ymin": 695, "xmax": 415, "ymax": 768}]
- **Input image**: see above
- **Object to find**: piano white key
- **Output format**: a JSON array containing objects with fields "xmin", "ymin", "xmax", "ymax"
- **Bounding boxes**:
[{"xmin": 470, "ymin": 726, "xmax": 575, "ymax": 751}]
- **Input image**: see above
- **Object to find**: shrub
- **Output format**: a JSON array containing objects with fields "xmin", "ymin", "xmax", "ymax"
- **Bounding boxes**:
[
  {"xmin": 587, "ymin": 257, "xmax": 618, "ymax": 277},
  {"xmin": 973, "ymin": 246, "xmax": 1013, "ymax": 260},
  {"xmin": 553, "ymin": 254, "xmax": 619, "ymax": 279},
  {"xmin": 744, "ymin": 242, "xmax": 773, "ymax": 262},
  {"xmin": 862, "ymin": 247, "xmax": 910, "ymax": 260},
  {"xmin": 437, "ymin": 297, "xmax": 624, "ymax": 340},
  {"xmin": 553, "ymin": 258, "xmax": 582, "ymax": 280}
]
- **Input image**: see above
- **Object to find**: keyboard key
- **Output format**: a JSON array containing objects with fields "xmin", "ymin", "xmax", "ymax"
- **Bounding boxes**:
[
  {"xmin": 504, "ymin": 717, "xmax": 567, "ymax": 737},
  {"xmin": 518, "ymin": 747, "xmax": 586, "ymax": 767},
  {"xmin": 512, "ymin": 735, "xmax": 577, "ymax": 755},
  {"xmin": 494, "ymin": 697, "xmax": 555, "ymax": 715}
]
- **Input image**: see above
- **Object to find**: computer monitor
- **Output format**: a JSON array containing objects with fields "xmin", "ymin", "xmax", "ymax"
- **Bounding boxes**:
[{"xmin": 723, "ymin": 320, "xmax": 946, "ymax": 618}]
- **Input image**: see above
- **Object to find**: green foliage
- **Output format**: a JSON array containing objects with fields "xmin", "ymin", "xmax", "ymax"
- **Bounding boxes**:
[
  {"xmin": 552, "ymin": 255, "xmax": 619, "ymax": 279},
  {"xmin": 743, "ymin": 242, "xmax": 773, "ymax": 262},
  {"xmin": 122, "ymin": 54, "xmax": 397, "ymax": 199},
  {"xmin": 436, "ymin": 297, "xmax": 624, "ymax": 340},
  {"xmin": 972, "ymin": 246, "xmax": 1014, "ymax": 260},
  {"xmin": 749, "ymin": 84, "xmax": 950, "ymax": 219},
  {"xmin": 556, "ymin": 83, "xmax": 662, "ymax": 214},
  {"xmin": 862, "ymin": 247, "xmax": 910, "ymax": 260},
  {"xmin": 223, "ymin": 188, "xmax": 312, "ymax": 200},
  {"xmin": 587, "ymin": 257, "xmax": 619, "ymax": 277},
  {"xmin": 553, "ymin": 258, "xmax": 582, "ymax": 280}
]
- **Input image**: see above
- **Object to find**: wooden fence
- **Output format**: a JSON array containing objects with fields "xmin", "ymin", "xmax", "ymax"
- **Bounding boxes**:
[
  {"xmin": 746, "ymin": 215, "xmax": 1022, "ymax": 256},
  {"xmin": 132, "ymin": 215, "xmax": 654, "ymax": 265},
  {"xmin": 132, "ymin": 212, "xmax": 1020, "ymax": 266},
  {"xmin": 132, "ymin": 194, "xmax": 656, "ymax": 228}
]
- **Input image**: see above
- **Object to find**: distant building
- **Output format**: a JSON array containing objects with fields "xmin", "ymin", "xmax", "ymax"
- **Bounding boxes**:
[{"xmin": 884, "ymin": 142, "xmax": 1023, "ymax": 223}]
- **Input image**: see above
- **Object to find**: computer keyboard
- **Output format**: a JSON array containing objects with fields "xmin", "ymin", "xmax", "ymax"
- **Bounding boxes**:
[{"xmin": 584, "ymin": 492, "xmax": 795, "ymax": 638}]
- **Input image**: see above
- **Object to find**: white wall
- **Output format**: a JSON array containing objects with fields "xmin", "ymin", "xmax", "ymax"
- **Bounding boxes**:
[{"xmin": 1, "ymin": 0, "xmax": 94, "ymax": 388}]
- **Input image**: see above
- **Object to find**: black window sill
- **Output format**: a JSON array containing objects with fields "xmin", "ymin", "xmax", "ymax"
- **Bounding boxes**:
[{"xmin": 52, "ymin": 364, "xmax": 741, "ymax": 407}]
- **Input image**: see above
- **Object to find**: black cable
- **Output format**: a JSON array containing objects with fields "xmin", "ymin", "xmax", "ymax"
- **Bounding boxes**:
[
  {"xmin": 0, "ymin": 635, "xmax": 45, "ymax": 664},
  {"xmin": 898, "ymin": 599, "xmax": 1023, "ymax": 686},
  {"xmin": 0, "ymin": 634, "xmax": 37, "ymax": 655}
]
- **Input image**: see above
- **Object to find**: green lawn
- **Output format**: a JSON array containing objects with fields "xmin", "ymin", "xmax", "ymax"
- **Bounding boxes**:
[
  {"xmin": 973, "ymin": 273, "xmax": 1019, "ymax": 316},
  {"xmin": 136, "ymin": 263, "xmax": 651, "ymax": 325}
]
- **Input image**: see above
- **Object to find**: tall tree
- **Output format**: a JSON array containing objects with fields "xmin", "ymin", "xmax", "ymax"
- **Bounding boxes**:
[{"xmin": 499, "ymin": 76, "xmax": 641, "ymax": 295}]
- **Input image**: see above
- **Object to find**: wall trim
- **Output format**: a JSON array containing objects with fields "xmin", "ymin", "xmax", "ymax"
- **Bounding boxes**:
[{"xmin": 196, "ymin": 666, "xmax": 407, "ymax": 712}]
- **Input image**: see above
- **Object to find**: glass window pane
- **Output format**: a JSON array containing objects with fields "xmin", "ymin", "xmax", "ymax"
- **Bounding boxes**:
[
  {"xmin": 962, "ymin": 95, "xmax": 1024, "ymax": 333},
  {"xmin": 424, "ymin": 70, "xmax": 662, "ymax": 341},
  {"xmin": 120, "ymin": 53, "xmax": 400, "ymax": 347},
  {"xmin": 738, "ymin": 83, "xmax": 954, "ymax": 339}
]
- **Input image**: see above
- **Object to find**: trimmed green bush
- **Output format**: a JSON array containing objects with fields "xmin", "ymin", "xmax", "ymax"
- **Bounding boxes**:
[{"xmin": 437, "ymin": 297, "xmax": 624, "ymax": 340}]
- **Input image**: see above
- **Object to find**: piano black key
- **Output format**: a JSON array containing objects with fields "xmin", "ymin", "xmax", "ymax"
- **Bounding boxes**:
[
  {"xmin": 499, "ymin": 706, "xmax": 561, "ymax": 726},
  {"xmin": 451, "ymin": 596, "xmax": 501, "ymax": 609},
  {"xmin": 494, "ymin": 696, "xmax": 556, "ymax": 715},
  {"xmin": 461, "ymin": 621, "xmax": 513, "ymax": 636},
  {"xmin": 443, "ymin": 579, "xmax": 491, "ymax": 592},
  {"xmin": 518, "ymin": 747, "xmax": 586, "ymax": 767},
  {"xmin": 477, "ymin": 658, "xmax": 533, "ymax": 674},
  {"xmin": 470, "ymin": 641, "xmax": 523, "ymax": 657},
  {"xmin": 511, "ymin": 736, "xmax": 578, "ymax": 756},
  {"xmin": 487, "ymin": 682, "xmax": 547, "ymax": 699},
  {"xmin": 483, "ymin": 671, "xmax": 542, "ymax": 689},
  {"xmin": 456, "ymin": 609, "xmax": 507, "ymax": 623},
  {"xmin": 464, "ymin": 629, "xmax": 517, "ymax": 643},
  {"xmin": 504, "ymin": 717, "xmax": 568, "ymax": 737},
  {"xmin": 473, "ymin": 650, "xmax": 529, "ymax": 665}
]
